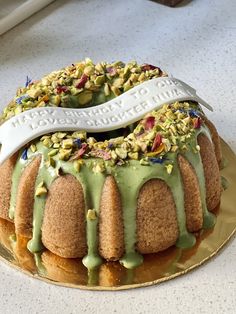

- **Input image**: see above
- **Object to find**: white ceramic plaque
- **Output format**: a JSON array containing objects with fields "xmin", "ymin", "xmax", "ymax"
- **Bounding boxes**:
[{"xmin": 0, "ymin": 77, "xmax": 212, "ymax": 164}]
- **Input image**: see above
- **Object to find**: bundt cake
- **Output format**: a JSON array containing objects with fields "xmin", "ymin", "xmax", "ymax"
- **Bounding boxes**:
[{"xmin": 0, "ymin": 59, "xmax": 222, "ymax": 271}]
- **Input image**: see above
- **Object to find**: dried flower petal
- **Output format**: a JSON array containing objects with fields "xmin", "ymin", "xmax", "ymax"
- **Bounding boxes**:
[
  {"xmin": 144, "ymin": 116, "xmax": 155, "ymax": 130},
  {"xmin": 146, "ymin": 143, "xmax": 165, "ymax": 156},
  {"xmin": 91, "ymin": 149, "xmax": 111, "ymax": 160},
  {"xmin": 15, "ymin": 94, "xmax": 29, "ymax": 105},
  {"xmin": 188, "ymin": 109, "xmax": 199, "ymax": 118},
  {"xmin": 21, "ymin": 148, "xmax": 28, "ymax": 160},
  {"xmin": 149, "ymin": 157, "xmax": 166, "ymax": 164},
  {"xmin": 141, "ymin": 64, "xmax": 158, "ymax": 71},
  {"xmin": 76, "ymin": 74, "xmax": 88, "ymax": 89},
  {"xmin": 56, "ymin": 85, "xmax": 68, "ymax": 94},
  {"xmin": 106, "ymin": 67, "xmax": 117, "ymax": 76},
  {"xmin": 74, "ymin": 138, "xmax": 82, "ymax": 148},
  {"xmin": 151, "ymin": 134, "xmax": 162, "ymax": 152},
  {"xmin": 193, "ymin": 117, "xmax": 202, "ymax": 129},
  {"xmin": 71, "ymin": 143, "xmax": 88, "ymax": 160},
  {"xmin": 25, "ymin": 76, "xmax": 32, "ymax": 87}
]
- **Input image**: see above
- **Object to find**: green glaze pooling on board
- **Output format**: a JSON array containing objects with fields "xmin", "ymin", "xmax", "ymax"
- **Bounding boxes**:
[
  {"xmin": 34, "ymin": 252, "xmax": 47, "ymax": 276},
  {"xmin": 221, "ymin": 176, "xmax": 229, "ymax": 191}
]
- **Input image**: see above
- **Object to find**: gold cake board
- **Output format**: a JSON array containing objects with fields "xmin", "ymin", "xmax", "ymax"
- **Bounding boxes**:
[{"xmin": 0, "ymin": 139, "xmax": 235, "ymax": 290}]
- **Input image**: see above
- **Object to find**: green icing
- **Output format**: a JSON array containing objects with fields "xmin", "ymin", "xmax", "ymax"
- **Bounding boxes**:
[
  {"xmin": 115, "ymin": 154, "xmax": 195, "ymax": 267},
  {"xmin": 27, "ymin": 155, "xmax": 56, "ymax": 253},
  {"xmin": 9, "ymin": 152, "xmax": 29, "ymax": 220},
  {"xmin": 87, "ymin": 268, "xmax": 99, "ymax": 286},
  {"xmin": 61, "ymin": 159, "xmax": 106, "ymax": 270},
  {"xmin": 82, "ymin": 216, "xmax": 103, "ymax": 270},
  {"xmin": 34, "ymin": 253, "xmax": 47, "ymax": 276},
  {"xmin": 183, "ymin": 129, "xmax": 216, "ymax": 229},
  {"xmin": 221, "ymin": 157, "xmax": 228, "ymax": 170},
  {"xmin": 27, "ymin": 143, "xmax": 105, "ymax": 270},
  {"xmin": 221, "ymin": 176, "xmax": 229, "ymax": 191},
  {"xmin": 9, "ymin": 125, "xmax": 217, "ymax": 271}
]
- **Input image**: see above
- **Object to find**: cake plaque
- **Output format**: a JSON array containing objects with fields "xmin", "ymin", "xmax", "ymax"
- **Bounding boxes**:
[{"xmin": 0, "ymin": 77, "xmax": 212, "ymax": 164}]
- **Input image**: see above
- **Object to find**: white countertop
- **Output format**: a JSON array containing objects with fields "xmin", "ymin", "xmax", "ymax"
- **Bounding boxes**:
[{"xmin": 0, "ymin": 0, "xmax": 235, "ymax": 313}]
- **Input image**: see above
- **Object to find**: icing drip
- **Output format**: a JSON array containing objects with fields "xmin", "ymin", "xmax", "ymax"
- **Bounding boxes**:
[
  {"xmin": 9, "ymin": 152, "xmax": 29, "ymax": 220},
  {"xmin": 62, "ymin": 161, "xmax": 105, "ymax": 270},
  {"xmin": 183, "ymin": 130, "xmax": 216, "ymax": 229},
  {"xmin": 34, "ymin": 253, "xmax": 47, "ymax": 276},
  {"xmin": 221, "ymin": 176, "xmax": 229, "ymax": 191},
  {"xmin": 27, "ymin": 155, "xmax": 56, "ymax": 253}
]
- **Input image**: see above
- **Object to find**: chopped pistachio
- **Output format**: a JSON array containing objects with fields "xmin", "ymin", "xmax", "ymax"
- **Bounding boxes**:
[
  {"xmin": 128, "ymin": 152, "xmax": 139, "ymax": 160},
  {"xmin": 73, "ymin": 159, "xmax": 84, "ymax": 172},
  {"xmin": 171, "ymin": 145, "xmax": 178, "ymax": 152},
  {"xmin": 53, "ymin": 143, "xmax": 61, "ymax": 149},
  {"xmin": 140, "ymin": 158, "xmax": 150, "ymax": 166},
  {"xmin": 62, "ymin": 138, "xmax": 74, "ymax": 149},
  {"xmin": 87, "ymin": 209, "xmax": 97, "ymax": 220},
  {"xmin": 58, "ymin": 148, "xmax": 72, "ymax": 160},
  {"xmin": 37, "ymin": 181, "xmax": 44, "ymax": 188},
  {"xmin": 104, "ymin": 83, "xmax": 110, "ymax": 96},
  {"xmin": 166, "ymin": 111, "xmax": 176, "ymax": 120},
  {"xmin": 35, "ymin": 182, "xmax": 47, "ymax": 197},
  {"xmin": 46, "ymin": 156, "xmax": 56, "ymax": 168},
  {"xmin": 110, "ymin": 136, "xmax": 124, "ymax": 146},
  {"xmin": 27, "ymin": 88, "xmax": 42, "ymax": 99},
  {"xmin": 113, "ymin": 78, "xmax": 124, "ymax": 88},
  {"xmin": 72, "ymin": 131, "xmax": 87, "ymax": 140},
  {"xmin": 14, "ymin": 106, "xmax": 23, "ymax": 115},
  {"xmin": 111, "ymin": 150, "xmax": 118, "ymax": 160},
  {"xmin": 115, "ymin": 147, "xmax": 127, "ymax": 159},
  {"xmin": 42, "ymin": 138, "xmax": 53, "ymax": 148},
  {"xmin": 48, "ymin": 148, "xmax": 59, "ymax": 157},
  {"xmin": 165, "ymin": 164, "xmax": 173, "ymax": 174},
  {"xmin": 94, "ymin": 75, "xmax": 105, "ymax": 86},
  {"xmin": 95, "ymin": 63, "xmax": 105, "ymax": 73},
  {"xmin": 93, "ymin": 161, "xmax": 105, "ymax": 173},
  {"xmin": 138, "ymin": 72, "xmax": 146, "ymax": 82},
  {"xmin": 123, "ymin": 80, "xmax": 132, "ymax": 92},
  {"xmin": 78, "ymin": 90, "xmax": 93, "ymax": 105},
  {"xmin": 51, "ymin": 134, "xmax": 60, "ymax": 144},
  {"xmin": 111, "ymin": 86, "xmax": 121, "ymax": 96},
  {"xmin": 84, "ymin": 66, "xmax": 94, "ymax": 76},
  {"xmin": 30, "ymin": 144, "xmax": 37, "ymax": 153}
]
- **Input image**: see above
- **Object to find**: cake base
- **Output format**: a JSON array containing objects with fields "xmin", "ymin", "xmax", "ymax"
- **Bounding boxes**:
[{"xmin": 0, "ymin": 139, "xmax": 235, "ymax": 291}]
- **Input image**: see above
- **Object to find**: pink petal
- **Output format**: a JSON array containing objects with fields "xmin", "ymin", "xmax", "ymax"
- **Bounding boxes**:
[
  {"xmin": 151, "ymin": 134, "xmax": 162, "ymax": 152},
  {"xmin": 141, "ymin": 64, "xmax": 158, "ymax": 71},
  {"xmin": 193, "ymin": 117, "xmax": 202, "ymax": 129},
  {"xmin": 106, "ymin": 67, "xmax": 117, "ymax": 76},
  {"xmin": 76, "ymin": 74, "xmax": 88, "ymax": 89},
  {"xmin": 144, "ymin": 116, "xmax": 155, "ymax": 130},
  {"xmin": 56, "ymin": 85, "xmax": 68, "ymax": 94}
]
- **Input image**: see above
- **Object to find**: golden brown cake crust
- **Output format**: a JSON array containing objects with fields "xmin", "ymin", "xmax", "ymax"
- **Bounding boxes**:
[
  {"xmin": 203, "ymin": 116, "xmax": 222, "ymax": 167},
  {"xmin": 42, "ymin": 174, "xmax": 87, "ymax": 258},
  {"xmin": 15, "ymin": 156, "xmax": 41, "ymax": 238},
  {"xmin": 198, "ymin": 134, "xmax": 221, "ymax": 211},
  {"xmin": 136, "ymin": 179, "xmax": 179, "ymax": 254},
  {"xmin": 99, "ymin": 176, "xmax": 124, "ymax": 261},
  {"xmin": 0, "ymin": 154, "xmax": 18, "ymax": 221},
  {"xmin": 41, "ymin": 251, "xmax": 87, "ymax": 284},
  {"xmin": 178, "ymin": 154, "xmax": 203, "ymax": 232}
]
